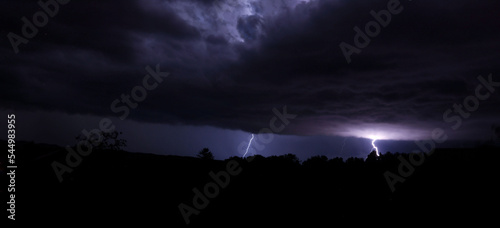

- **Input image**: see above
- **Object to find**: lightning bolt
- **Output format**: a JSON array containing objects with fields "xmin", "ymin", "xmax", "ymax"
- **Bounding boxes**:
[
  {"xmin": 340, "ymin": 137, "xmax": 348, "ymax": 154},
  {"xmin": 371, "ymin": 139, "xmax": 379, "ymax": 156},
  {"xmin": 242, "ymin": 134, "xmax": 255, "ymax": 158}
]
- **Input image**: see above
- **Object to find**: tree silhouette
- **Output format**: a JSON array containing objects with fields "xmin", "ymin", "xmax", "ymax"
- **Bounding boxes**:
[
  {"xmin": 328, "ymin": 157, "xmax": 344, "ymax": 166},
  {"xmin": 303, "ymin": 155, "xmax": 328, "ymax": 168},
  {"xmin": 75, "ymin": 130, "xmax": 127, "ymax": 151},
  {"xmin": 12, "ymin": 139, "xmax": 498, "ymax": 225},
  {"xmin": 366, "ymin": 149, "xmax": 379, "ymax": 162},
  {"xmin": 346, "ymin": 157, "xmax": 364, "ymax": 165},
  {"xmin": 197, "ymin": 148, "xmax": 214, "ymax": 160},
  {"xmin": 280, "ymin": 153, "xmax": 300, "ymax": 165},
  {"xmin": 379, "ymin": 151, "xmax": 398, "ymax": 162}
]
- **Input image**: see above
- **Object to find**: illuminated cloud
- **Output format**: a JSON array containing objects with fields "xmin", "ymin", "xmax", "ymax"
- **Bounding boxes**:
[{"xmin": 1, "ymin": 0, "xmax": 499, "ymax": 152}]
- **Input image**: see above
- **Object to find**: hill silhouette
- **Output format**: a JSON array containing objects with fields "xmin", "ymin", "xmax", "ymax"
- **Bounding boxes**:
[{"xmin": 2, "ymin": 140, "xmax": 498, "ymax": 226}]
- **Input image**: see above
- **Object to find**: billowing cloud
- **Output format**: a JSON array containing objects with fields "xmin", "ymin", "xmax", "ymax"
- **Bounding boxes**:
[{"xmin": 1, "ymin": 0, "xmax": 500, "ymax": 144}]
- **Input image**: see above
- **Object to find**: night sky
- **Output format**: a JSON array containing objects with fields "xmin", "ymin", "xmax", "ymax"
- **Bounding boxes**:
[{"xmin": 1, "ymin": 0, "xmax": 500, "ymax": 160}]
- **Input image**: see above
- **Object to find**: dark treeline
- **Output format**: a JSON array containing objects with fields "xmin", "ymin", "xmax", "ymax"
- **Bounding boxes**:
[{"xmin": 2, "ymin": 140, "xmax": 498, "ymax": 226}]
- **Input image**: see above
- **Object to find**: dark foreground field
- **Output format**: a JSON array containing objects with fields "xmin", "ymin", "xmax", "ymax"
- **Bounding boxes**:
[{"xmin": 2, "ymin": 140, "xmax": 499, "ymax": 226}]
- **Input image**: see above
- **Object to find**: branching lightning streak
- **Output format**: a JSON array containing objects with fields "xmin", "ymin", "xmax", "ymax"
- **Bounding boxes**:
[
  {"xmin": 371, "ymin": 139, "xmax": 379, "ymax": 156},
  {"xmin": 243, "ymin": 134, "xmax": 255, "ymax": 158}
]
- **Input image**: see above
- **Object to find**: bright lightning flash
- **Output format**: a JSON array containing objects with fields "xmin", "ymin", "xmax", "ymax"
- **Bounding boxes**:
[
  {"xmin": 243, "ymin": 134, "xmax": 255, "ymax": 158},
  {"xmin": 371, "ymin": 139, "xmax": 379, "ymax": 157}
]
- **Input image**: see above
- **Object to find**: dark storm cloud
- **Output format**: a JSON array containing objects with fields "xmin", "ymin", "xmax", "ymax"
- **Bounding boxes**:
[{"xmin": 1, "ymin": 0, "xmax": 500, "ymax": 141}]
